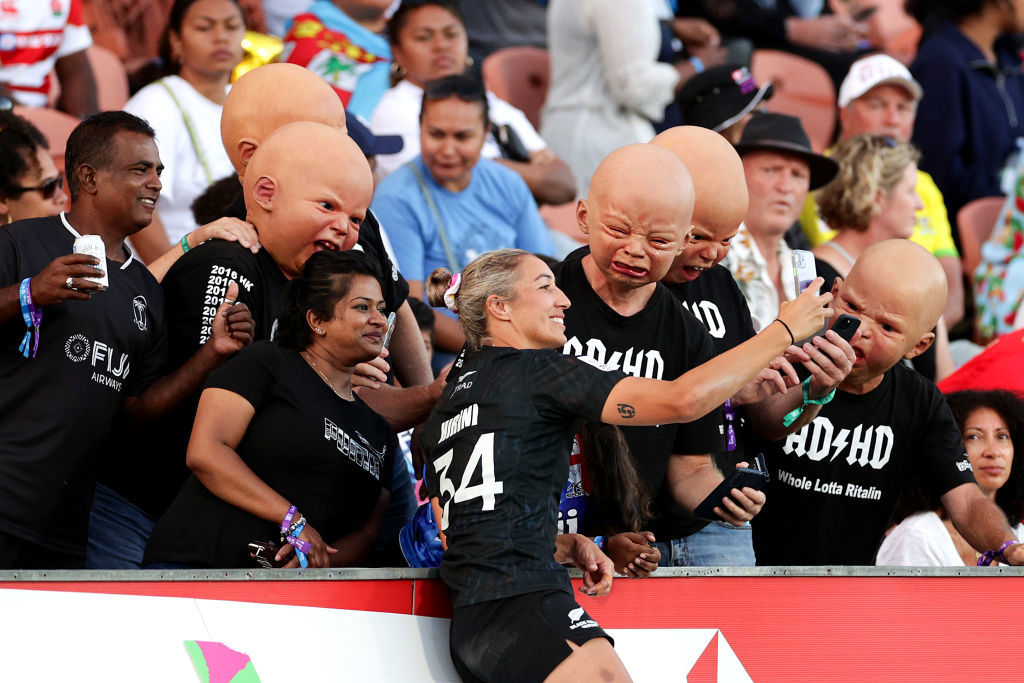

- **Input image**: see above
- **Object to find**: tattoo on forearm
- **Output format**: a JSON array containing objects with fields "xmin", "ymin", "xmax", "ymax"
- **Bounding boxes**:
[{"xmin": 617, "ymin": 403, "xmax": 636, "ymax": 418}]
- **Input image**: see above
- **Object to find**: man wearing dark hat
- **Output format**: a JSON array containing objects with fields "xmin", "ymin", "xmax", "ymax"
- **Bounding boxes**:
[
  {"xmin": 677, "ymin": 64, "xmax": 774, "ymax": 143},
  {"xmin": 721, "ymin": 112, "xmax": 838, "ymax": 331}
]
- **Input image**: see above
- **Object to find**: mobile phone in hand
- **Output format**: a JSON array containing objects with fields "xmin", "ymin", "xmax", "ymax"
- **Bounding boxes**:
[{"xmin": 693, "ymin": 454, "xmax": 770, "ymax": 522}]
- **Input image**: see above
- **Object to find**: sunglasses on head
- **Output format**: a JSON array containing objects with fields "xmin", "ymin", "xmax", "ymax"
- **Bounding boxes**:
[
  {"xmin": 12, "ymin": 174, "xmax": 64, "ymax": 200},
  {"xmin": 423, "ymin": 75, "xmax": 485, "ymax": 102}
]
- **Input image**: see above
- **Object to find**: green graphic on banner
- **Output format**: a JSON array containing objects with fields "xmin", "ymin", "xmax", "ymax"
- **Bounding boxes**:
[{"xmin": 184, "ymin": 640, "xmax": 262, "ymax": 683}]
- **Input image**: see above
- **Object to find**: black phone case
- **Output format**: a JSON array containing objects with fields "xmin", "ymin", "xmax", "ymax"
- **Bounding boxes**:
[{"xmin": 693, "ymin": 468, "xmax": 770, "ymax": 522}]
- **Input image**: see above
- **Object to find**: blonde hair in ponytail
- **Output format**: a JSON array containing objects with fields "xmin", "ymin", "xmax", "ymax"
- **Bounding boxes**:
[{"xmin": 425, "ymin": 248, "xmax": 531, "ymax": 351}]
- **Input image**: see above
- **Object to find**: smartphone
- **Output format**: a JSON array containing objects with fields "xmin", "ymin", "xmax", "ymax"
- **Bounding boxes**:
[
  {"xmin": 794, "ymin": 314, "xmax": 861, "ymax": 380},
  {"xmin": 830, "ymin": 313, "xmax": 861, "ymax": 344},
  {"xmin": 381, "ymin": 311, "xmax": 398, "ymax": 349},
  {"xmin": 792, "ymin": 249, "xmax": 817, "ymax": 294},
  {"xmin": 693, "ymin": 454, "xmax": 770, "ymax": 522}
]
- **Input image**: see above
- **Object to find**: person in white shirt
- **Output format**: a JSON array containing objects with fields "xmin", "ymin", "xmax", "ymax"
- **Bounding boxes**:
[
  {"xmin": 722, "ymin": 112, "xmax": 838, "ymax": 331},
  {"xmin": 370, "ymin": 0, "xmax": 575, "ymax": 205},
  {"xmin": 123, "ymin": 0, "xmax": 245, "ymax": 263},
  {"xmin": 877, "ymin": 389, "xmax": 1024, "ymax": 566}
]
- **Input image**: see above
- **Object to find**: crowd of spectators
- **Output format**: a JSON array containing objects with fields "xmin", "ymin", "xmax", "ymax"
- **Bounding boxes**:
[{"xmin": 3, "ymin": 0, "xmax": 1024, "ymax": 678}]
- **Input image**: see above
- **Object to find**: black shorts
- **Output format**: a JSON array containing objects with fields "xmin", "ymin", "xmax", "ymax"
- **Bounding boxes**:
[{"xmin": 449, "ymin": 589, "xmax": 612, "ymax": 683}]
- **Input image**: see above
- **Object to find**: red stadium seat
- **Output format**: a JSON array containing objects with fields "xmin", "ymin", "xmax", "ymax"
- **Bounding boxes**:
[
  {"xmin": 481, "ymin": 47, "xmax": 550, "ymax": 130},
  {"xmin": 540, "ymin": 201, "xmax": 585, "ymax": 244},
  {"xmin": 957, "ymin": 196, "xmax": 1005, "ymax": 281},
  {"xmin": 13, "ymin": 106, "xmax": 80, "ymax": 177},
  {"xmin": 86, "ymin": 45, "xmax": 130, "ymax": 111},
  {"xmin": 751, "ymin": 50, "xmax": 836, "ymax": 153}
]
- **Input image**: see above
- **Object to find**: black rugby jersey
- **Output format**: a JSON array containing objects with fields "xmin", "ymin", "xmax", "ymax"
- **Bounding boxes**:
[{"xmin": 421, "ymin": 346, "xmax": 623, "ymax": 608}]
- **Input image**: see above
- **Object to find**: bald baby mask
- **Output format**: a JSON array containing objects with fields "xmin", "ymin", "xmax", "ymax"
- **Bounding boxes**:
[
  {"xmin": 244, "ymin": 121, "xmax": 373, "ymax": 278},
  {"xmin": 222, "ymin": 63, "xmax": 348, "ymax": 177}
]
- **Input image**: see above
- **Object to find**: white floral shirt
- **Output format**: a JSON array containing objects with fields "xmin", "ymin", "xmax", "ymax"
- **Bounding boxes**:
[{"xmin": 721, "ymin": 223, "xmax": 798, "ymax": 332}]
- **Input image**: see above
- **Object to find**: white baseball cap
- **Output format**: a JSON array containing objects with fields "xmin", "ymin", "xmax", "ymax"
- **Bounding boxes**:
[{"xmin": 837, "ymin": 54, "xmax": 923, "ymax": 108}]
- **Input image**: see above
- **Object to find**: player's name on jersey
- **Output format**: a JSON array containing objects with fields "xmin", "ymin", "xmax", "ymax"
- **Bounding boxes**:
[
  {"xmin": 439, "ymin": 403, "xmax": 479, "ymax": 443},
  {"xmin": 777, "ymin": 468, "xmax": 883, "ymax": 501}
]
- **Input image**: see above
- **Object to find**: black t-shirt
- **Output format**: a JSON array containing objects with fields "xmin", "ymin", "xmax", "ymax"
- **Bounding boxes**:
[
  {"xmin": 752, "ymin": 363, "xmax": 976, "ymax": 565},
  {"xmin": 663, "ymin": 265, "xmax": 759, "ymax": 537},
  {"xmin": 143, "ymin": 342, "xmax": 396, "ymax": 568},
  {"xmin": 101, "ymin": 212, "xmax": 410, "ymax": 517},
  {"xmin": 0, "ymin": 215, "xmax": 167, "ymax": 554},
  {"xmin": 552, "ymin": 247, "xmax": 722, "ymax": 537},
  {"xmin": 421, "ymin": 346, "xmax": 623, "ymax": 608}
]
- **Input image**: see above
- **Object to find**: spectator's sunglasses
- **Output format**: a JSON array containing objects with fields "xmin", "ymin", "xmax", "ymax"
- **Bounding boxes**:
[
  {"xmin": 423, "ymin": 75, "xmax": 486, "ymax": 103},
  {"xmin": 12, "ymin": 174, "xmax": 63, "ymax": 200}
]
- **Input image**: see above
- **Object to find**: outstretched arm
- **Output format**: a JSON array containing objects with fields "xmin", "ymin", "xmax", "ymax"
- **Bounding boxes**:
[{"xmin": 601, "ymin": 281, "xmax": 832, "ymax": 427}]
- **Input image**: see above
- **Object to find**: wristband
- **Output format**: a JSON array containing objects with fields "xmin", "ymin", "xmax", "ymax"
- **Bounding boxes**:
[
  {"xmin": 773, "ymin": 318, "xmax": 795, "ymax": 345},
  {"xmin": 180, "ymin": 233, "xmax": 191, "ymax": 253},
  {"xmin": 782, "ymin": 376, "xmax": 837, "ymax": 427},
  {"xmin": 280, "ymin": 505, "xmax": 298, "ymax": 540},
  {"xmin": 593, "ymin": 535, "xmax": 605, "ymax": 550},
  {"xmin": 18, "ymin": 278, "xmax": 41, "ymax": 358},
  {"xmin": 977, "ymin": 540, "xmax": 1020, "ymax": 566},
  {"xmin": 688, "ymin": 56, "xmax": 705, "ymax": 74},
  {"xmin": 287, "ymin": 519, "xmax": 311, "ymax": 569}
]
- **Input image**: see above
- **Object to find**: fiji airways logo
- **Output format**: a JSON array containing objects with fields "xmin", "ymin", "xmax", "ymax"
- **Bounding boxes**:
[{"xmin": 63, "ymin": 333, "xmax": 130, "ymax": 391}]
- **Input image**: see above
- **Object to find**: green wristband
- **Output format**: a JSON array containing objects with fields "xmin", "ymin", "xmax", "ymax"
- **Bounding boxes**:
[
  {"xmin": 180, "ymin": 233, "xmax": 191, "ymax": 253},
  {"xmin": 782, "ymin": 376, "xmax": 837, "ymax": 427}
]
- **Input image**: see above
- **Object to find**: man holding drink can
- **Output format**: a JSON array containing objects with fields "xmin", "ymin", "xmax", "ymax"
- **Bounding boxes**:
[{"xmin": 0, "ymin": 112, "xmax": 254, "ymax": 569}]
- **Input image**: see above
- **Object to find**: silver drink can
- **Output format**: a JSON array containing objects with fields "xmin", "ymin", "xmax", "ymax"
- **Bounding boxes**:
[{"xmin": 73, "ymin": 234, "xmax": 108, "ymax": 290}]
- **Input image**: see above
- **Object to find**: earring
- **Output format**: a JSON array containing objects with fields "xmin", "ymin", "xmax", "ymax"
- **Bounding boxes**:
[
  {"xmin": 314, "ymin": 327, "xmax": 324, "ymax": 335},
  {"xmin": 390, "ymin": 62, "xmax": 404, "ymax": 77},
  {"xmin": 465, "ymin": 55, "xmax": 474, "ymax": 68}
]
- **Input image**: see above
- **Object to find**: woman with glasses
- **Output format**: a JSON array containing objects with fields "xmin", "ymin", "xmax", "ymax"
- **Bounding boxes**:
[
  {"xmin": 123, "ymin": 0, "xmax": 246, "ymax": 264},
  {"xmin": 370, "ymin": 74, "xmax": 556, "ymax": 359},
  {"xmin": 370, "ymin": 0, "xmax": 576, "ymax": 204},
  {"xmin": 0, "ymin": 111, "xmax": 67, "ymax": 225}
]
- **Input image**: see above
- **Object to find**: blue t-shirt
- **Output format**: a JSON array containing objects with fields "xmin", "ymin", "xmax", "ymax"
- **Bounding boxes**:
[
  {"xmin": 371, "ymin": 156, "xmax": 555, "ymax": 287},
  {"xmin": 282, "ymin": 0, "xmax": 391, "ymax": 121}
]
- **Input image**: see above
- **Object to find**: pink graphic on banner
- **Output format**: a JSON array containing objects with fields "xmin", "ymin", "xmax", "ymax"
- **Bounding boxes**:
[{"xmin": 185, "ymin": 640, "xmax": 262, "ymax": 682}]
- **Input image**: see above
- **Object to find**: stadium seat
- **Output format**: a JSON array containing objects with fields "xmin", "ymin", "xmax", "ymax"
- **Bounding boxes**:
[
  {"xmin": 751, "ymin": 50, "xmax": 836, "ymax": 153},
  {"xmin": 540, "ymin": 201, "xmax": 585, "ymax": 244},
  {"xmin": 13, "ymin": 106, "xmax": 80, "ymax": 177},
  {"xmin": 957, "ymin": 196, "xmax": 1006, "ymax": 280},
  {"xmin": 86, "ymin": 45, "xmax": 130, "ymax": 111},
  {"xmin": 481, "ymin": 46, "xmax": 550, "ymax": 130}
]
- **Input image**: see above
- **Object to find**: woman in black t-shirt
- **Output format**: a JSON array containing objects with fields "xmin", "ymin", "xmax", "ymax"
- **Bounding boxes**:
[
  {"xmin": 419, "ymin": 248, "xmax": 831, "ymax": 682},
  {"xmin": 143, "ymin": 250, "xmax": 396, "ymax": 569}
]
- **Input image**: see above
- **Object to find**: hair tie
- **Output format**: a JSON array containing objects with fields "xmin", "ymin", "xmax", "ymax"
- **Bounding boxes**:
[{"xmin": 443, "ymin": 273, "xmax": 462, "ymax": 313}]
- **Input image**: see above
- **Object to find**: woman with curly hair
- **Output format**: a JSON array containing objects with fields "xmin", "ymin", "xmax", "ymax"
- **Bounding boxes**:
[
  {"xmin": 877, "ymin": 389, "xmax": 1024, "ymax": 566},
  {"xmin": 812, "ymin": 134, "xmax": 922, "ymax": 278}
]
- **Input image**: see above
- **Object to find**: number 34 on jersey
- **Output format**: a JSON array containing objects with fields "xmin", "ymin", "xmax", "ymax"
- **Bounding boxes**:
[{"xmin": 433, "ymin": 432, "xmax": 504, "ymax": 531}]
